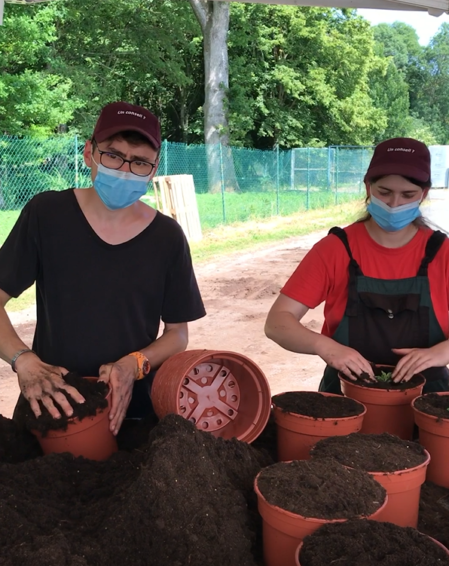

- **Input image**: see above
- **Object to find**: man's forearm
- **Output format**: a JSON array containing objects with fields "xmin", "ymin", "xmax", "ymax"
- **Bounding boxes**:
[
  {"xmin": 140, "ymin": 324, "xmax": 189, "ymax": 370},
  {"xmin": 0, "ymin": 305, "xmax": 31, "ymax": 365}
]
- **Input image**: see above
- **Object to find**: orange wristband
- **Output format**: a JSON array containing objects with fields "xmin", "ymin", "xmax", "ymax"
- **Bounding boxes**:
[{"xmin": 127, "ymin": 352, "xmax": 151, "ymax": 380}]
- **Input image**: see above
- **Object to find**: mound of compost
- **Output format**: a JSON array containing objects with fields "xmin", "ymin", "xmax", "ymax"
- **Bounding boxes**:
[
  {"xmin": 311, "ymin": 432, "xmax": 427, "ymax": 472},
  {"xmin": 0, "ymin": 412, "xmax": 272, "ymax": 566},
  {"xmin": 298, "ymin": 518, "xmax": 449, "ymax": 565},
  {"xmin": 15, "ymin": 373, "xmax": 109, "ymax": 435},
  {"xmin": 272, "ymin": 391, "xmax": 364, "ymax": 418}
]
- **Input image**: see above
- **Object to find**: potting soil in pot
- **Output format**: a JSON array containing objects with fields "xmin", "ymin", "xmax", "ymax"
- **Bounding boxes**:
[
  {"xmin": 310, "ymin": 432, "xmax": 427, "ymax": 471},
  {"xmin": 0, "ymin": 412, "xmax": 273, "ymax": 566},
  {"xmin": 256, "ymin": 458, "xmax": 386, "ymax": 519},
  {"xmin": 298, "ymin": 518, "xmax": 449, "ymax": 565},
  {"xmin": 15, "ymin": 372, "xmax": 109, "ymax": 435},
  {"xmin": 271, "ymin": 391, "xmax": 364, "ymax": 418},
  {"xmin": 343, "ymin": 366, "xmax": 424, "ymax": 390},
  {"xmin": 414, "ymin": 393, "xmax": 449, "ymax": 418}
]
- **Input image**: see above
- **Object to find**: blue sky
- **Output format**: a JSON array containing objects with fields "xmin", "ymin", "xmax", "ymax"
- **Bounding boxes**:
[{"xmin": 357, "ymin": 8, "xmax": 449, "ymax": 45}]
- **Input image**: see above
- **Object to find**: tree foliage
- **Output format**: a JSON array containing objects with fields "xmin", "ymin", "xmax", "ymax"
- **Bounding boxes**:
[{"xmin": 1, "ymin": 0, "xmax": 449, "ymax": 148}]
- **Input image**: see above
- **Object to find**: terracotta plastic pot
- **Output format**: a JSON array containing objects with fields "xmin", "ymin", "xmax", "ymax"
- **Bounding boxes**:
[
  {"xmin": 339, "ymin": 370, "xmax": 425, "ymax": 440},
  {"xmin": 272, "ymin": 392, "xmax": 366, "ymax": 461},
  {"xmin": 364, "ymin": 449, "xmax": 430, "ymax": 528},
  {"xmin": 412, "ymin": 392, "xmax": 449, "ymax": 488},
  {"xmin": 32, "ymin": 377, "xmax": 117, "ymax": 461},
  {"xmin": 151, "ymin": 349, "xmax": 271, "ymax": 443},
  {"xmin": 295, "ymin": 534, "xmax": 449, "ymax": 565},
  {"xmin": 254, "ymin": 473, "xmax": 388, "ymax": 566}
]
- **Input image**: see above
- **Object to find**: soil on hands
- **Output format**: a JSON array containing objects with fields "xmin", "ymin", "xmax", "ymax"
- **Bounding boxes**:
[
  {"xmin": 16, "ymin": 373, "xmax": 108, "ymax": 435},
  {"xmin": 299, "ymin": 518, "xmax": 449, "ymax": 566},
  {"xmin": 256, "ymin": 458, "xmax": 386, "ymax": 519},
  {"xmin": 311, "ymin": 432, "xmax": 427, "ymax": 472},
  {"xmin": 272, "ymin": 391, "xmax": 364, "ymax": 418}
]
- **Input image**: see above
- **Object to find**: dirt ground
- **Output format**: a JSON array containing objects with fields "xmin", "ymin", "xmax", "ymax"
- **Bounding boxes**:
[{"xmin": 0, "ymin": 230, "xmax": 327, "ymax": 419}]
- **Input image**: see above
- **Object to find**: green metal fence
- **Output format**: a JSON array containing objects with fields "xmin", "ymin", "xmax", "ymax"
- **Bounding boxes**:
[{"xmin": 0, "ymin": 136, "xmax": 372, "ymax": 229}]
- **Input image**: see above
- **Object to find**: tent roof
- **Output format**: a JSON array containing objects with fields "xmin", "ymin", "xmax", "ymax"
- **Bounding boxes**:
[{"xmin": 212, "ymin": 0, "xmax": 449, "ymax": 16}]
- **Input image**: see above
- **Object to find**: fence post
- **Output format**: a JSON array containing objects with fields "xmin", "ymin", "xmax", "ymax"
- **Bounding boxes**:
[
  {"xmin": 327, "ymin": 146, "xmax": 332, "ymax": 191},
  {"xmin": 219, "ymin": 143, "xmax": 226, "ymax": 223},
  {"xmin": 306, "ymin": 147, "xmax": 310, "ymax": 210},
  {"xmin": 163, "ymin": 140, "xmax": 168, "ymax": 176},
  {"xmin": 276, "ymin": 144, "xmax": 280, "ymax": 215},
  {"xmin": 290, "ymin": 148, "xmax": 295, "ymax": 191},
  {"xmin": 335, "ymin": 147, "xmax": 339, "ymax": 205},
  {"xmin": 74, "ymin": 135, "xmax": 79, "ymax": 188}
]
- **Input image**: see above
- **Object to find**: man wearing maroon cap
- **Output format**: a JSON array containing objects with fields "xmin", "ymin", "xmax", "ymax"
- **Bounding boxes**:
[
  {"xmin": 266, "ymin": 137, "xmax": 449, "ymax": 395},
  {"xmin": 0, "ymin": 101, "xmax": 206, "ymax": 435}
]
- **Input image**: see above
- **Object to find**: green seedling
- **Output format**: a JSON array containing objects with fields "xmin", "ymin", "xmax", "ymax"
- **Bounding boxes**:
[{"xmin": 376, "ymin": 370, "xmax": 393, "ymax": 383}]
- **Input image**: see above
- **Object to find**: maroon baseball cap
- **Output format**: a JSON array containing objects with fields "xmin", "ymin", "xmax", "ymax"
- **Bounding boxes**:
[
  {"xmin": 364, "ymin": 137, "xmax": 431, "ymax": 184},
  {"xmin": 92, "ymin": 101, "xmax": 161, "ymax": 150}
]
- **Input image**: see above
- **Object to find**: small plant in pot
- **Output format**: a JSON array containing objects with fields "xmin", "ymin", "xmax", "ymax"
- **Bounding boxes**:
[
  {"xmin": 412, "ymin": 392, "xmax": 449, "ymax": 488},
  {"xmin": 17, "ymin": 373, "xmax": 118, "ymax": 461},
  {"xmin": 254, "ymin": 457, "xmax": 387, "ymax": 566},
  {"xmin": 310, "ymin": 432, "xmax": 430, "ymax": 528},
  {"xmin": 296, "ymin": 518, "xmax": 449, "ymax": 565},
  {"xmin": 338, "ymin": 363, "xmax": 425, "ymax": 439},
  {"xmin": 271, "ymin": 391, "xmax": 366, "ymax": 461}
]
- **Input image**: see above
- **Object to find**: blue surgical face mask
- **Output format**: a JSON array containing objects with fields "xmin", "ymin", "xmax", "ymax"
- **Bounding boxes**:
[
  {"xmin": 92, "ymin": 161, "xmax": 150, "ymax": 211},
  {"xmin": 367, "ymin": 194, "xmax": 422, "ymax": 232}
]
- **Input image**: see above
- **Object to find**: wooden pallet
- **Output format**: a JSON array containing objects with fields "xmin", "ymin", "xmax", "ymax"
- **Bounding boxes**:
[{"xmin": 152, "ymin": 174, "xmax": 203, "ymax": 242}]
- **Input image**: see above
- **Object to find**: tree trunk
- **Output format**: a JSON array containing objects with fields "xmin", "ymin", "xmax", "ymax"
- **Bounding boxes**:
[{"xmin": 189, "ymin": 0, "xmax": 239, "ymax": 193}]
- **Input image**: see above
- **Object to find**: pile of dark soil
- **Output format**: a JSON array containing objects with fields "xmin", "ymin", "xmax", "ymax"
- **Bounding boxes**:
[
  {"xmin": 272, "ymin": 391, "xmax": 364, "ymax": 418},
  {"xmin": 0, "ymin": 412, "xmax": 272, "ymax": 566},
  {"xmin": 15, "ymin": 373, "xmax": 109, "ymax": 435},
  {"xmin": 298, "ymin": 518, "xmax": 449, "ymax": 565},
  {"xmin": 256, "ymin": 458, "xmax": 386, "ymax": 519},
  {"xmin": 414, "ymin": 393, "xmax": 449, "ymax": 419},
  {"xmin": 310, "ymin": 432, "xmax": 427, "ymax": 472},
  {"xmin": 419, "ymin": 482, "xmax": 449, "ymax": 549}
]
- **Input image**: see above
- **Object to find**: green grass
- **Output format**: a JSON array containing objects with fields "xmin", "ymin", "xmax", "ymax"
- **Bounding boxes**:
[{"xmin": 1, "ymin": 194, "xmax": 365, "ymax": 312}]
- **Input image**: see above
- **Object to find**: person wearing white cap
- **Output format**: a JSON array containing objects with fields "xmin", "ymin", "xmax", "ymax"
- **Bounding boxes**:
[{"xmin": 265, "ymin": 137, "xmax": 449, "ymax": 394}]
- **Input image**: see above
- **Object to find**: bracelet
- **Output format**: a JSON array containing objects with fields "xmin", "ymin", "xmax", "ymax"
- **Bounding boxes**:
[{"xmin": 11, "ymin": 349, "xmax": 35, "ymax": 373}]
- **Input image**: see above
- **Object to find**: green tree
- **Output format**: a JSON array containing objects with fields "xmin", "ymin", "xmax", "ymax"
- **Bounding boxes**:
[
  {"xmin": 0, "ymin": 4, "xmax": 79, "ymax": 135},
  {"xmin": 228, "ymin": 4, "xmax": 386, "ymax": 148}
]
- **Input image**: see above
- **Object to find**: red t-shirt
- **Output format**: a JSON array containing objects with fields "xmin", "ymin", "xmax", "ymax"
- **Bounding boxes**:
[{"xmin": 281, "ymin": 222, "xmax": 449, "ymax": 339}]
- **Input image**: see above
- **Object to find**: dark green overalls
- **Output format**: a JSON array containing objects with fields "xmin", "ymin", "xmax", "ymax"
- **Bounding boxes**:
[{"xmin": 319, "ymin": 227, "xmax": 449, "ymax": 395}]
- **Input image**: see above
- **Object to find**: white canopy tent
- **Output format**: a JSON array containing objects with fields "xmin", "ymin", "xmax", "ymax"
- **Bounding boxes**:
[{"xmin": 212, "ymin": 0, "xmax": 449, "ymax": 16}]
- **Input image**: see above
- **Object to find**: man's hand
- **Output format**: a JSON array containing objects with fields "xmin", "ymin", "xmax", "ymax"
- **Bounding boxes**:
[
  {"xmin": 392, "ymin": 342, "xmax": 449, "ymax": 383},
  {"xmin": 99, "ymin": 355, "xmax": 138, "ymax": 436},
  {"xmin": 15, "ymin": 352, "xmax": 85, "ymax": 419},
  {"xmin": 315, "ymin": 341, "xmax": 375, "ymax": 381}
]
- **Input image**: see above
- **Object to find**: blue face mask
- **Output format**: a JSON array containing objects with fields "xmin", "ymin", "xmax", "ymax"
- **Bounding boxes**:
[
  {"xmin": 92, "ymin": 162, "xmax": 150, "ymax": 211},
  {"xmin": 367, "ymin": 194, "xmax": 422, "ymax": 232}
]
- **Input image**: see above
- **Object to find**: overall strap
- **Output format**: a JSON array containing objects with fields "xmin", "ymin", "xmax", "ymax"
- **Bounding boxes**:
[
  {"xmin": 328, "ymin": 227, "xmax": 361, "ymax": 316},
  {"xmin": 417, "ymin": 230, "xmax": 447, "ymax": 276}
]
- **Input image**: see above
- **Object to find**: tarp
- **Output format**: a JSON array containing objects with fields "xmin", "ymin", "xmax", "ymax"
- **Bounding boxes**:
[{"xmin": 212, "ymin": 0, "xmax": 449, "ymax": 16}]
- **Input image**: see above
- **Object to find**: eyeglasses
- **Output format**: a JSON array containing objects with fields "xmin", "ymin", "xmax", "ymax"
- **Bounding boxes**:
[{"xmin": 94, "ymin": 144, "xmax": 157, "ymax": 177}]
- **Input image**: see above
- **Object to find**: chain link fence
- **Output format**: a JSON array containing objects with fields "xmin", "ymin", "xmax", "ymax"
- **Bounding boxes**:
[{"xmin": 0, "ymin": 136, "xmax": 373, "ymax": 229}]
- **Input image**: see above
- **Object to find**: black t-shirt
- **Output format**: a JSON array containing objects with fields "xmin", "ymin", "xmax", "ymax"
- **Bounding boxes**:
[{"xmin": 0, "ymin": 190, "xmax": 206, "ymax": 377}]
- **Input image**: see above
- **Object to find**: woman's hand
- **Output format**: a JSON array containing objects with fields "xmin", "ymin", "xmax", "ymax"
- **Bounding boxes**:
[
  {"xmin": 99, "ymin": 355, "xmax": 138, "ymax": 436},
  {"xmin": 392, "ymin": 342, "xmax": 449, "ymax": 383},
  {"xmin": 316, "ymin": 341, "xmax": 375, "ymax": 381},
  {"xmin": 15, "ymin": 352, "xmax": 85, "ymax": 419}
]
